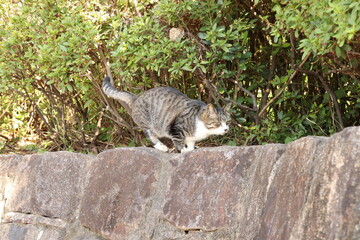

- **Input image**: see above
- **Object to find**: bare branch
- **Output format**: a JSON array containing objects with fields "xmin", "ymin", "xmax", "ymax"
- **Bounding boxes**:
[
  {"xmin": 98, "ymin": 46, "xmax": 112, "ymax": 80},
  {"xmin": 0, "ymin": 98, "xmax": 14, "ymax": 120},
  {"xmin": 259, "ymin": 54, "xmax": 277, "ymax": 114},
  {"xmin": 132, "ymin": 0, "xmax": 142, "ymax": 17},
  {"xmin": 86, "ymin": 73, "xmax": 135, "ymax": 134},
  {"xmin": 259, "ymin": 53, "xmax": 311, "ymax": 118},
  {"xmin": 91, "ymin": 108, "xmax": 105, "ymax": 145},
  {"xmin": 0, "ymin": 134, "xmax": 9, "ymax": 141},
  {"xmin": 289, "ymin": 29, "xmax": 297, "ymax": 69},
  {"xmin": 298, "ymin": 69, "xmax": 345, "ymax": 130},
  {"xmin": 10, "ymin": 87, "xmax": 55, "ymax": 134},
  {"xmin": 227, "ymin": 78, "xmax": 258, "ymax": 112}
]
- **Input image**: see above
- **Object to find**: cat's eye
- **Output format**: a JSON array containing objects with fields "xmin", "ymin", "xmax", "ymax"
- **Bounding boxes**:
[{"xmin": 207, "ymin": 122, "xmax": 221, "ymax": 128}]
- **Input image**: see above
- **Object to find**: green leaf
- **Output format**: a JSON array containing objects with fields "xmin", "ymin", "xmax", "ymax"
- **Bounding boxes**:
[
  {"xmin": 84, "ymin": 99, "xmax": 93, "ymax": 108},
  {"xmin": 335, "ymin": 46, "xmax": 342, "ymax": 57},
  {"xmin": 335, "ymin": 89, "xmax": 346, "ymax": 99},
  {"xmin": 199, "ymin": 65, "xmax": 207, "ymax": 73},
  {"xmin": 343, "ymin": 44, "xmax": 352, "ymax": 51},
  {"xmin": 227, "ymin": 140, "xmax": 237, "ymax": 146},
  {"xmin": 221, "ymin": 45, "xmax": 230, "ymax": 52},
  {"xmin": 302, "ymin": 48, "xmax": 311, "ymax": 60},
  {"xmin": 277, "ymin": 111, "xmax": 284, "ymax": 119},
  {"xmin": 222, "ymin": 54, "xmax": 235, "ymax": 61},
  {"xmin": 181, "ymin": 65, "xmax": 193, "ymax": 71},
  {"xmin": 59, "ymin": 45, "xmax": 67, "ymax": 52},
  {"xmin": 285, "ymin": 136, "xmax": 294, "ymax": 144},
  {"xmin": 273, "ymin": 35, "xmax": 279, "ymax": 43},
  {"xmin": 273, "ymin": 5, "xmax": 281, "ymax": 14},
  {"xmin": 282, "ymin": 43, "xmax": 290, "ymax": 48},
  {"xmin": 46, "ymin": 79, "xmax": 55, "ymax": 85},
  {"xmin": 128, "ymin": 140, "xmax": 136, "ymax": 147},
  {"xmin": 66, "ymin": 84, "xmax": 73, "ymax": 92},
  {"xmin": 335, "ymin": 45, "xmax": 346, "ymax": 58},
  {"xmin": 239, "ymin": 63, "xmax": 247, "ymax": 70}
]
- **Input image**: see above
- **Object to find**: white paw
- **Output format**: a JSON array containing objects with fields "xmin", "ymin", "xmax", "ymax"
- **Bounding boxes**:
[
  {"xmin": 180, "ymin": 146, "xmax": 194, "ymax": 153},
  {"xmin": 154, "ymin": 142, "xmax": 169, "ymax": 152}
]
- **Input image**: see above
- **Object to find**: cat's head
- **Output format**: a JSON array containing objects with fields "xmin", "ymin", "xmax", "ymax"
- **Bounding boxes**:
[{"xmin": 199, "ymin": 103, "xmax": 231, "ymax": 135}]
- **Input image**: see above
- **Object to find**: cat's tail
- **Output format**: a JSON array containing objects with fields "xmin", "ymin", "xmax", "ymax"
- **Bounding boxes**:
[{"xmin": 102, "ymin": 76, "xmax": 137, "ymax": 107}]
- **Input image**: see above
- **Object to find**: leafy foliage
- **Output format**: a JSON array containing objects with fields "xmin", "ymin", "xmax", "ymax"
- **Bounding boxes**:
[
  {"xmin": 272, "ymin": 0, "xmax": 360, "ymax": 58},
  {"xmin": 0, "ymin": 0, "xmax": 359, "ymax": 153}
]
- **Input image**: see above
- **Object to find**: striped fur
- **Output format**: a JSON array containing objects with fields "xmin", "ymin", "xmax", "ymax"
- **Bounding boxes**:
[
  {"xmin": 102, "ymin": 76, "xmax": 231, "ymax": 152},
  {"xmin": 102, "ymin": 76, "xmax": 137, "ymax": 107}
]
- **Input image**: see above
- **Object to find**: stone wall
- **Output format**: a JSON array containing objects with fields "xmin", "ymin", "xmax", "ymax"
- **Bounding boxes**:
[{"xmin": 0, "ymin": 127, "xmax": 359, "ymax": 240}]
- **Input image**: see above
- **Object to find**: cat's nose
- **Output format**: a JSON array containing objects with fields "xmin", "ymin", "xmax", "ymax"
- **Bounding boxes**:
[{"xmin": 224, "ymin": 127, "xmax": 229, "ymax": 133}]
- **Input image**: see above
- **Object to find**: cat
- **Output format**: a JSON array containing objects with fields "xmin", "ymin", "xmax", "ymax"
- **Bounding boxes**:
[{"xmin": 102, "ymin": 76, "xmax": 231, "ymax": 152}]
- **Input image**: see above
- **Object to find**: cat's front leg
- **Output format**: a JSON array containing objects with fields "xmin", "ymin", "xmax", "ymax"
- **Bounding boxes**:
[
  {"xmin": 172, "ymin": 138, "xmax": 185, "ymax": 153},
  {"xmin": 173, "ymin": 141, "xmax": 195, "ymax": 153},
  {"xmin": 181, "ymin": 140, "xmax": 195, "ymax": 153},
  {"xmin": 180, "ymin": 147, "xmax": 192, "ymax": 153}
]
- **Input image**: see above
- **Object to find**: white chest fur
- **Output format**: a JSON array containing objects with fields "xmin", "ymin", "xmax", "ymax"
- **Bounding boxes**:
[
  {"xmin": 182, "ymin": 120, "xmax": 209, "ymax": 152},
  {"xmin": 185, "ymin": 119, "xmax": 211, "ymax": 145},
  {"xmin": 186, "ymin": 118, "xmax": 228, "ymax": 142},
  {"xmin": 182, "ymin": 118, "xmax": 228, "ymax": 152},
  {"xmin": 193, "ymin": 119, "xmax": 211, "ymax": 141}
]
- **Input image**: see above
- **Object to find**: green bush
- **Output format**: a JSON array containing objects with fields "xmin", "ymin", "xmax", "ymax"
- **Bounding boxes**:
[
  {"xmin": 0, "ymin": 0, "xmax": 359, "ymax": 153},
  {"xmin": 272, "ymin": 0, "xmax": 360, "ymax": 57}
]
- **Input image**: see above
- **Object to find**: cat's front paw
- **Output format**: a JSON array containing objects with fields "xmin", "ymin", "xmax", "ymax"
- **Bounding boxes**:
[
  {"xmin": 154, "ymin": 142, "xmax": 169, "ymax": 152},
  {"xmin": 180, "ymin": 146, "xmax": 194, "ymax": 153}
]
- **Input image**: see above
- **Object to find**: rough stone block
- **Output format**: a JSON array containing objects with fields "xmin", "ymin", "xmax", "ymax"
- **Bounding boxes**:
[
  {"xmin": 0, "ymin": 127, "xmax": 359, "ymax": 240},
  {"xmin": 5, "ymin": 152, "xmax": 90, "ymax": 221},
  {"xmin": 79, "ymin": 148, "xmax": 162, "ymax": 239}
]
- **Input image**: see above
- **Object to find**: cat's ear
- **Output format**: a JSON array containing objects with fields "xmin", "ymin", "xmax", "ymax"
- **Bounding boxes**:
[
  {"xmin": 224, "ymin": 102, "xmax": 232, "ymax": 112},
  {"xmin": 205, "ymin": 103, "xmax": 217, "ymax": 117}
]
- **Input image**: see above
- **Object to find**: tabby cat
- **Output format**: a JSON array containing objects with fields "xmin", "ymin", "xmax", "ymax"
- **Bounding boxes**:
[{"xmin": 102, "ymin": 76, "xmax": 231, "ymax": 152}]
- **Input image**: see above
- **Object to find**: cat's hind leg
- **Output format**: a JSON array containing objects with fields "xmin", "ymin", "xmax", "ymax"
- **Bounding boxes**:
[
  {"xmin": 145, "ymin": 130, "xmax": 169, "ymax": 152},
  {"xmin": 154, "ymin": 142, "xmax": 169, "ymax": 152}
]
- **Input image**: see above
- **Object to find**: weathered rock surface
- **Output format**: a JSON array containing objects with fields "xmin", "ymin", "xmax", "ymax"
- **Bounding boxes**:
[{"xmin": 0, "ymin": 127, "xmax": 359, "ymax": 240}]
